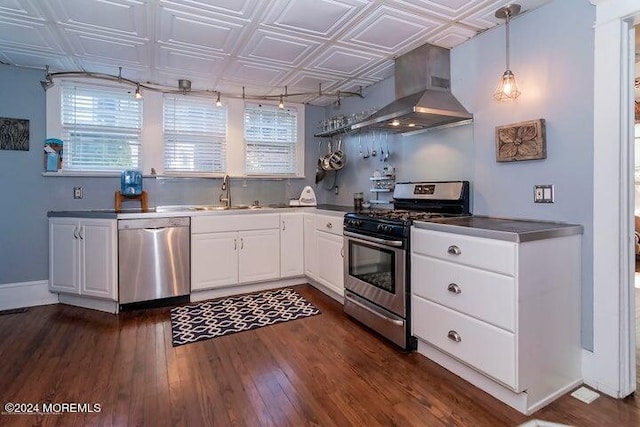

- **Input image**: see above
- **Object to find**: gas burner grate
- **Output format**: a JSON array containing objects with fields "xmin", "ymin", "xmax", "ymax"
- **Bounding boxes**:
[{"xmin": 358, "ymin": 209, "xmax": 446, "ymax": 221}]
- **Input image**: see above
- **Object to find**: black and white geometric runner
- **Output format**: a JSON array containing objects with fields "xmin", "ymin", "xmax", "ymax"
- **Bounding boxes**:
[{"xmin": 170, "ymin": 288, "xmax": 321, "ymax": 347}]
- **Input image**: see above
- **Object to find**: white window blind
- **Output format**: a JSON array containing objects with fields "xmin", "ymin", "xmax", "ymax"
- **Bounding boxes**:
[
  {"xmin": 61, "ymin": 84, "xmax": 142, "ymax": 171},
  {"xmin": 244, "ymin": 103, "xmax": 298, "ymax": 175},
  {"xmin": 164, "ymin": 95, "xmax": 227, "ymax": 173}
]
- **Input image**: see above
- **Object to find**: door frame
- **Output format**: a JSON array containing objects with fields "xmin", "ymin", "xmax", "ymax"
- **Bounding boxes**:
[{"xmin": 591, "ymin": 0, "xmax": 639, "ymax": 398}]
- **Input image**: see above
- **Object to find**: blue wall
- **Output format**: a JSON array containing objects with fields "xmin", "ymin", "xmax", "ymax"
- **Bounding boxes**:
[{"xmin": 0, "ymin": 65, "xmax": 49, "ymax": 284}]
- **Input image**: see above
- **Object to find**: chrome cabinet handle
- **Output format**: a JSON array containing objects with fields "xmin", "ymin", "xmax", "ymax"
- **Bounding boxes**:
[
  {"xmin": 240, "ymin": 237, "xmax": 244, "ymax": 249},
  {"xmin": 78, "ymin": 226, "xmax": 84, "ymax": 240},
  {"xmin": 234, "ymin": 238, "xmax": 237, "ymax": 250},
  {"xmin": 340, "ymin": 247, "xmax": 344, "ymax": 258},
  {"xmin": 447, "ymin": 245, "xmax": 461, "ymax": 255},
  {"xmin": 447, "ymin": 283, "xmax": 461, "ymax": 294},
  {"xmin": 447, "ymin": 330, "xmax": 462, "ymax": 343},
  {"xmin": 73, "ymin": 226, "xmax": 79, "ymax": 239},
  {"xmin": 282, "ymin": 220, "xmax": 286, "ymax": 232},
  {"xmin": 326, "ymin": 222, "xmax": 333, "ymax": 229}
]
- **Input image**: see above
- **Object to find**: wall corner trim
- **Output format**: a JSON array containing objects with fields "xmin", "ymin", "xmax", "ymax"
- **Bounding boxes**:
[{"xmin": 0, "ymin": 280, "xmax": 59, "ymax": 311}]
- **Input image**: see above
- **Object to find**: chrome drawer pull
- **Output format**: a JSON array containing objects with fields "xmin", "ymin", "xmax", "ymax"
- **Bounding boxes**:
[
  {"xmin": 447, "ymin": 283, "xmax": 461, "ymax": 294},
  {"xmin": 447, "ymin": 245, "xmax": 461, "ymax": 255},
  {"xmin": 447, "ymin": 330, "xmax": 462, "ymax": 343},
  {"xmin": 326, "ymin": 222, "xmax": 333, "ymax": 229}
]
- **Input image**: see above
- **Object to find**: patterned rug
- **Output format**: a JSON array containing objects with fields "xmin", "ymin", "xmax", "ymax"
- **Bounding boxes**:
[{"xmin": 170, "ymin": 288, "xmax": 320, "ymax": 346}]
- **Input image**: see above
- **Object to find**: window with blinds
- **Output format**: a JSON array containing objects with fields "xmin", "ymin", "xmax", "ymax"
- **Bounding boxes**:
[
  {"xmin": 163, "ymin": 95, "xmax": 227, "ymax": 173},
  {"xmin": 61, "ymin": 84, "xmax": 142, "ymax": 171},
  {"xmin": 244, "ymin": 103, "xmax": 298, "ymax": 175}
]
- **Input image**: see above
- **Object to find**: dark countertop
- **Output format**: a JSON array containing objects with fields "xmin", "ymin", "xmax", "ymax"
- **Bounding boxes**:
[
  {"xmin": 47, "ymin": 204, "xmax": 352, "ymax": 220},
  {"xmin": 414, "ymin": 216, "xmax": 583, "ymax": 242}
]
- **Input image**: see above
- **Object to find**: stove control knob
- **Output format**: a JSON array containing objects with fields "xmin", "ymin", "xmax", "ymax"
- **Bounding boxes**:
[{"xmin": 376, "ymin": 224, "xmax": 382, "ymax": 232}]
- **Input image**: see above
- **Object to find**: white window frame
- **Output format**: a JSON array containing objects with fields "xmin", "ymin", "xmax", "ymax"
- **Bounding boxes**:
[
  {"xmin": 49, "ymin": 80, "xmax": 143, "ymax": 173},
  {"xmin": 163, "ymin": 94, "xmax": 227, "ymax": 175},
  {"xmin": 243, "ymin": 102, "xmax": 301, "ymax": 176},
  {"xmin": 45, "ymin": 80, "xmax": 305, "ymax": 178}
]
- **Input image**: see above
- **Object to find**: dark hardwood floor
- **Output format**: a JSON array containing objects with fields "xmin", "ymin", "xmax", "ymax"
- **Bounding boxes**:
[{"xmin": 1, "ymin": 284, "xmax": 639, "ymax": 427}]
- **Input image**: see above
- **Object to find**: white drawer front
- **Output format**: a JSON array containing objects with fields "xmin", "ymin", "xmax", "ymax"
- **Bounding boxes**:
[
  {"xmin": 412, "ymin": 296, "xmax": 517, "ymax": 389},
  {"xmin": 412, "ymin": 228, "xmax": 516, "ymax": 276},
  {"xmin": 315, "ymin": 214, "xmax": 343, "ymax": 236},
  {"xmin": 192, "ymin": 213, "xmax": 280, "ymax": 234},
  {"xmin": 412, "ymin": 254, "xmax": 515, "ymax": 331}
]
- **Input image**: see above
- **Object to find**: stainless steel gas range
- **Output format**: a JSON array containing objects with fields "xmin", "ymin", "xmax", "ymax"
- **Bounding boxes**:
[{"xmin": 343, "ymin": 181, "xmax": 470, "ymax": 350}]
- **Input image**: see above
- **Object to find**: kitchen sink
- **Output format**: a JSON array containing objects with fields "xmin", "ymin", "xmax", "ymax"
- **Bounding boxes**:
[{"xmin": 156, "ymin": 204, "xmax": 265, "ymax": 212}]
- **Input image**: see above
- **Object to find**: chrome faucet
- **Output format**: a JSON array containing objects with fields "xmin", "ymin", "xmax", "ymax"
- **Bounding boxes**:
[{"xmin": 219, "ymin": 174, "xmax": 231, "ymax": 207}]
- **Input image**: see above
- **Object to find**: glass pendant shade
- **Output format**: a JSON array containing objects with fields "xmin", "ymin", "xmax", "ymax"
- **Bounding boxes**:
[{"xmin": 494, "ymin": 69, "xmax": 521, "ymax": 101}]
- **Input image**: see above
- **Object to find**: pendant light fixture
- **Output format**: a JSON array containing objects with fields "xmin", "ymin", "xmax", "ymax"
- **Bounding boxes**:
[
  {"xmin": 216, "ymin": 91, "xmax": 222, "ymax": 107},
  {"xmin": 134, "ymin": 82, "xmax": 143, "ymax": 99},
  {"xmin": 494, "ymin": 4, "xmax": 521, "ymax": 101}
]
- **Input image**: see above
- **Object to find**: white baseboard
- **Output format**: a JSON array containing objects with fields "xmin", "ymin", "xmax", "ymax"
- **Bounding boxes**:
[{"xmin": 0, "ymin": 280, "xmax": 59, "ymax": 311}]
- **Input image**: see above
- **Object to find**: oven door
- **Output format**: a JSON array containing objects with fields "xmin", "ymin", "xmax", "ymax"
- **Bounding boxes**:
[{"xmin": 343, "ymin": 231, "xmax": 406, "ymax": 317}]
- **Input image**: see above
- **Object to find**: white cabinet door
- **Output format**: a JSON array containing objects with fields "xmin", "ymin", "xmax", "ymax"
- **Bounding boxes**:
[
  {"xmin": 191, "ymin": 231, "xmax": 239, "ymax": 290},
  {"xmin": 49, "ymin": 219, "xmax": 80, "ymax": 294},
  {"xmin": 303, "ymin": 214, "xmax": 317, "ymax": 279},
  {"xmin": 280, "ymin": 213, "xmax": 304, "ymax": 278},
  {"xmin": 239, "ymin": 229, "xmax": 280, "ymax": 283},
  {"xmin": 80, "ymin": 219, "xmax": 117, "ymax": 299},
  {"xmin": 316, "ymin": 231, "xmax": 344, "ymax": 296},
  {"xmin": 49, "ymin": 218, "xmax": 117, "ymax": 300}
]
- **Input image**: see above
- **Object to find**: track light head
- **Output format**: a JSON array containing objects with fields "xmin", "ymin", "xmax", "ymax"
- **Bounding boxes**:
[{"xmin": 40, "ymin": 65, "xmax": 54, "ymax": 91}]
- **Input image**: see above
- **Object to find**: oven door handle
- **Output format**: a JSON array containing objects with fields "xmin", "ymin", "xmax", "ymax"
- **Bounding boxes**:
[
  {"xmin": 343, "ymin": 231, "xmax": 404, "ymax": 247},
  {"xmin": 345, "ymin": 295, "xmax": 404, "ymax": 326}
]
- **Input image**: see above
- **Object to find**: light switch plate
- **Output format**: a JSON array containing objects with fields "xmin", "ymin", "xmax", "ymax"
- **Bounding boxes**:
[{"xmin": 534, "ymin": 185, "xmax": 554, "ymax": 203}]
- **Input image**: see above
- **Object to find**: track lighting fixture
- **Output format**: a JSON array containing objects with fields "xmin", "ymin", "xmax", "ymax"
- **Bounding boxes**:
[{"xmin": 36, "ymin": 65, "xmax": 364, "ymax": 105}]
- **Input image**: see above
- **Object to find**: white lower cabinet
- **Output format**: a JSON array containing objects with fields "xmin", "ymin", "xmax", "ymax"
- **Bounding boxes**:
[
  {"xmin": 313, "ymin": 213, "xmax": 344, "ymax": 298},
  {"xmin": 315, "ymin": 231, "xmax": 344, "ymax": 296},
  {"xmin": 280, "ymin": 212, "xmax": 304, "ymax": 278},
  {"xmin": 303, "ymin": 213, "xmax": 317, "ymax": 279},
  {"xmin": 238, "ymin": 229, "xmax": 281, "ymax": 283},
  {"xmin": 49, "ymin": 218, "xmax": 117, "ymax": 300},
  {"xmin": 191, "ymin": 214, "xmax": 280, "ymax": 291},
  {"xmin": 411, "ymin": 227, "xmax": 582, "ymax": 415},
  {"xmin": 191, "ymin": 231, "xmax": 239, "ymax": 289}
]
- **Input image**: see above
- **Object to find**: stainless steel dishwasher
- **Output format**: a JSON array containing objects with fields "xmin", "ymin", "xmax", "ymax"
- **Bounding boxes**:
[{"xmin": 118, "ymin": 217, "xmax": 190, "ymax": 304}]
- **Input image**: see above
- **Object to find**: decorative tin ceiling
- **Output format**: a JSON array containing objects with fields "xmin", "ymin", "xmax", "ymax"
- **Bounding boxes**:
[{"xmin": 0, "ymin": 0, "xmax": 553, "ymax": 105}]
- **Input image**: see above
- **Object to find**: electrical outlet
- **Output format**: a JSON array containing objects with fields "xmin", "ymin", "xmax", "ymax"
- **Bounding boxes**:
[
  {"xmin": 73, "ymin": 187, "xmax": 83, "ymax": 199},
  {"xmin": 534, "ymin": 185, "xmax": 553, "ymax": 203}
]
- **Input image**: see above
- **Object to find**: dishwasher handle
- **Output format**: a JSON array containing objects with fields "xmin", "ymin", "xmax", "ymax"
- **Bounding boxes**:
[{"xmin": 118, "ymin": 217, "xmax": 190, "ymax": 230}]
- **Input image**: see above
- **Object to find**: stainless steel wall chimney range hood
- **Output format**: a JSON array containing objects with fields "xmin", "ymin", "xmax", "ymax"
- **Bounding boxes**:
[{"xmin": 352, "ymin": 43, "xmax": 472, "ymax": 134}]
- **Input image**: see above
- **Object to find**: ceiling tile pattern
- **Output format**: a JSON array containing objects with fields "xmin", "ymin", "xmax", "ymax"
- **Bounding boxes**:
[{"xmin": 0, "ymin": 0, "xmax": 552, "ymax": 105}]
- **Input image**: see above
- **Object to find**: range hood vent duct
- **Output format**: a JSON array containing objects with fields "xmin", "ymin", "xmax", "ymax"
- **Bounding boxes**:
[{"xmin": 352, "ymin": 43, "xmax": 472, "ymax": 134}]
